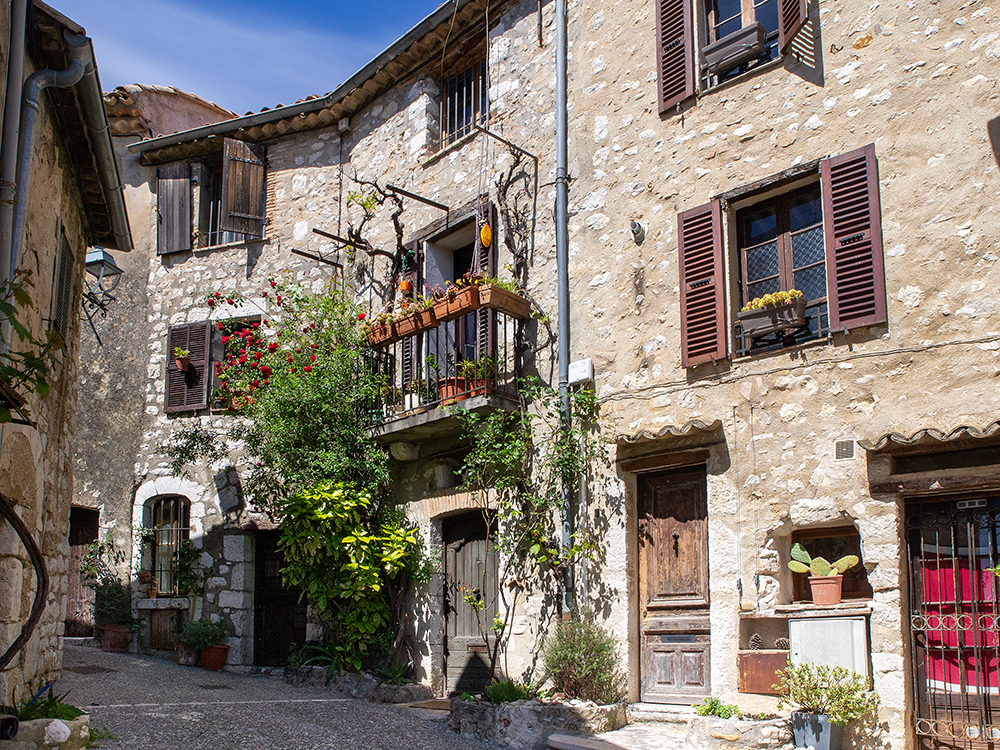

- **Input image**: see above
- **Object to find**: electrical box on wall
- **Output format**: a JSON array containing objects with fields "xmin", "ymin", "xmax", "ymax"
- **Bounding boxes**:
[
  {"xmin": 788, "ymin": 616, "xmax": 870, "ymax": 677},
  {"xmin": 568, "ymin": 358, "xmax": 593, "ymax": 386}
]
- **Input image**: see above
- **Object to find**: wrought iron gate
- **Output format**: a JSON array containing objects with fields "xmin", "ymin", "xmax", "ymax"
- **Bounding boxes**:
[{"xmin": 907, "ymin": 495, "xmax": 1000, "ymax": 748}]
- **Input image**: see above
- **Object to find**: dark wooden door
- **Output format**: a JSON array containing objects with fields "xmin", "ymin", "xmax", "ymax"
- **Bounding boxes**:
[
  {"xmin": 65, "ymin": 507, "xmax": 99, "ymax": 637},
  {"xmin": 637, "ymin": 466, "xmax": 711, "ymax": 703},
  {"xmin": 443, "ymin": 512, "xmax": 497, "ymax": 695},
  {"xmin": 254, "ymin": 530, "xmax": 307, "ymax": 667}
]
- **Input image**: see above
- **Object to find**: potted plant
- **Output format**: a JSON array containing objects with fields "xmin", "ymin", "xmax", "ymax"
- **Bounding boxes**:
[
  {"xmin": 173, "ymin": 347, "xmax": 191, "ymax": 371},
  {"xmin": 431, "ymin": 275, "xmax": 482, "ymax": 322},
  {"xmin": 737, "ymin": 289, "xmax": 807, "ymax": 338},
  {"xmin": 478, "ymin": 276, "xmax": 530, "ymax": 320},
  {"xmin": 197, "ymin": 620, "xmax": 230, "ymax": 671},
  {"xmin": 174, "ymin": 617, "xmax": 228, "ymax": 668},
  {"xmin": 787, "ymin": 543, "xmax": 859, "ymax": 606},
  {"xmin": 774, "ymin": 663, "xmax": 879, "ymax": 750},
  {"xmin": 403, "ymin": 379, "xmax": 429, "ymax": 412},
  {"xmin": 457, "ymin": 357, "xmax": 497, "ymax": 397},
  {"xmin": 79, "ymin": 539, "xmax": 138, "ymax": 653},
  {"xmin": 365, "ymin": 311, "xmax": 399, "ymax": 347}
]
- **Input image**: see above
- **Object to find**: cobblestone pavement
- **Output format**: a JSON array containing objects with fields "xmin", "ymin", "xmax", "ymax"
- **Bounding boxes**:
[{"xmin": 57, "ymin": 642, "xmax": 500, "ymax": 750}]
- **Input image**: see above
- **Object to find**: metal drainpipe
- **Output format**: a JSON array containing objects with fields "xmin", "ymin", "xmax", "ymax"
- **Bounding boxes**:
[
  {"xmin": 0, "ymin": 0, "xmax": 29, "ymax": 349},
  {"xmin": 9, "ymin": 32, "xmax": 89, "ymax": 281},
  {"xmin": 555, "ymin": 0, "xmax": 573, "ymax": 617}
]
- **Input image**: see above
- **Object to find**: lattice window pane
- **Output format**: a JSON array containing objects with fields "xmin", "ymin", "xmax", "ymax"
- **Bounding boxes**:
[
  {"xmin": 746, "ymin": 241, "xmax": 780, "ymax": 283},
  {"xmin": 792, "ymin": 226, "xmax": 825, "ymax": 268},
  {"xmin": 794, "ymin": 264, "xmax": 827, "ymax": 302}
]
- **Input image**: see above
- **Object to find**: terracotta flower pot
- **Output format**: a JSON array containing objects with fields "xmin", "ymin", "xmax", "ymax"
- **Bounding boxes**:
[
  {"xmin": 366, "ymin": 322, "xmax": 399, "ymax": 347},
  {"xmin": 432, "ymin": 286, "xmax": 480, "ymax": 322},
  {"xmin": 479, "ymin": 285, "xmax": 530, "ymax": 320},
  {"xmin": 400, "ymin": 278, "xmax": 413, "ymax": 295},
  {"xmin": 99, "ymin": 625, "xmax": 132, "ymax": 653},
  {"xmin": 469, "ymin": 378, "xmax": 494, "ymax": 397},
  {"xmin": 438, "ymin": 377, "xmax": 471, "ymax": 404},
  {"xmin": 175, "ymin": 357, "xmax": 190, "ymax": 371},
  {"xmin": 200, "ymin": 644, "xmax": 230, "ymax": 671},
  {"xmin": 808, "ymin": 574, "xmax": 844, "ymax": 606}
]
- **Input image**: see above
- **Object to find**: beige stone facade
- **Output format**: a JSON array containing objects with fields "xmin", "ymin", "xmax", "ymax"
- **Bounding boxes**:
[{"xmin": 85, "ymin": 0, "xmax": 1000, "ymax": 746}]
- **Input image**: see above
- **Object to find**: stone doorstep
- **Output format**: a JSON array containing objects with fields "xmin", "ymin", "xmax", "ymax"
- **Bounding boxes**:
[
  {"xmin": 548, "ymin": 734, "xmax": 631, "ymax": 750},
  {"xmin": 625, "ymin": 703, "xmax": 697, "ymax": 724}
]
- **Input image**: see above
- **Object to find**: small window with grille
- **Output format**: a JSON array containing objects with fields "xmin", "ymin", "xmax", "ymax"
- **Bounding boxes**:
[
  {"xmin": 439, "ymin": 36, "xmax": 489, "ymax": 148},
  {"xmin": 50, "ymin": 232, "xmax": 76, "ymax": 332},
  {"xmin": 150, "ymin": 495, "xmax": 190, "ymax": 596}
]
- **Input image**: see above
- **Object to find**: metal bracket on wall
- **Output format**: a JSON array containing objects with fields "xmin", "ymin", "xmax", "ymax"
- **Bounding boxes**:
[{"xmin": 386, "ymin": 184, "xmax": 450, "ymax": 214}]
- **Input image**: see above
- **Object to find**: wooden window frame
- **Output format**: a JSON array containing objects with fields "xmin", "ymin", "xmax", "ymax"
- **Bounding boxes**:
[
  {"xmin": 150, "ymin": 495, "xmax": 190, "ymax": 596},
  {"xmin": 790, "ymin": 526, "xmax": 873, "ymax": 603}
]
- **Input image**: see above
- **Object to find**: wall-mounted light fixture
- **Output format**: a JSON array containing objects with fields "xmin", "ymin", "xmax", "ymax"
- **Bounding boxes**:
[{"xmin": 82, "ymin": 247, "xmax": 124, "ymax": 344}]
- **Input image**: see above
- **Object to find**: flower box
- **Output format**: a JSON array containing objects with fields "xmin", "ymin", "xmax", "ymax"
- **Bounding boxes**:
[
  {"xmin": 367, "ymin": 321, "xmax": 399, "ymax": 348},
  {"xmin": 395, "ymin": 307, "xmax": 437, "ymax": 337},
  {"xmin": 479, "ymin": 285, "xmax": 530, "ymax": 319},
  {"xmin": 737, "ymin": 298, "xmax": 807, "ymax": 338},
  {"xmin": 433, "ymin": 286, "xmax": 480, "ymax": 322}
]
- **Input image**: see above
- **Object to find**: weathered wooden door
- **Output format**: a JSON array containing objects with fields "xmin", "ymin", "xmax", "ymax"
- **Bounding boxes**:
[
  {"xmin": 637, "ymin": 466, "xmax": 711, "ymax": 703},
  {"xmin": 254, "ymin": 530, "xmax": 307, "ymax": 667},
  {"xmin": 443, "ymin": 512, "xmax": 497, "ymax": 695},
  {"xmin": 65, "ymin": 507, "xmax": 99, "ymax": 637}
]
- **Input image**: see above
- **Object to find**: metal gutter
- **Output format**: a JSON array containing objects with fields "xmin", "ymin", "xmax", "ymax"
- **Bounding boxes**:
[
  {"xmin": 128, "ymin": 0, "xmax": 485, "ymax": 155},
  {"xmin": 0, "ymin": 0, "xmax": 29, "ymax": 286}
]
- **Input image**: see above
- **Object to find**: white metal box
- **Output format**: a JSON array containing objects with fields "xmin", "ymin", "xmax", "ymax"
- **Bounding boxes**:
[{"xmin": 788, "ymin": 616, "xmax": 869, "ymax": 677}]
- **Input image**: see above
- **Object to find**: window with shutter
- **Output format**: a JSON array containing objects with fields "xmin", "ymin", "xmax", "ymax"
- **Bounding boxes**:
[
  {"xmin": 165, "ymin": 321, "xmax": 211, "ymax": 413},
  {"xmin": 50, "ymin": 232, "xmax": 75, "ymax": 332},
  {"xmin": 220, "ymin": 138, "xmax": 266, "ymax": 237},
  {"xmin": 676, "ymin": 144, "xmax": 886, "ymax": 365},
  {"xmin": 655, "ymin": 0, "xmax": 811, "ymax": 106},
  {"xmin": 157, "ymin": 163, "xmax": 192, "ymax": 255},
  {"xmin": 475, "ymin": 203, "xmax": 498, "ymax": 360}
]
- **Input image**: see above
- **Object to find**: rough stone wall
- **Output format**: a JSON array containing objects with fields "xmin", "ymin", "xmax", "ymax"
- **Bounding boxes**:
[{"xmin": 0, "ymin": 58, "xmax": 92, "ymax": 703}]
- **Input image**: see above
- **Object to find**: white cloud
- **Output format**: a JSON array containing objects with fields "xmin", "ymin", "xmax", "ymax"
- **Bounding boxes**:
[{"xmin": 56, "ymin": 0, "xmax": 397, "ymax": 112}]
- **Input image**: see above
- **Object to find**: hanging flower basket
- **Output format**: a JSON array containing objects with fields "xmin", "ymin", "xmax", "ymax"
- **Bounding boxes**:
[
  {"xmin": 737, "ymin": 298, "xmax": 807, "ymax": 338},
  {"xmin": 433, "ymin": 286, "xmax": 481, "ymax": 322},
  {"xmin": 395, "ymin": 307, "xmax": 438, "ymax": 338},
  {"xmin": 367, "ymin": 321, "xmax": 399, "ymax": 348},
  {"xmin": 479, "ymin": 285, "xmax": 530, "ymax": 320}
]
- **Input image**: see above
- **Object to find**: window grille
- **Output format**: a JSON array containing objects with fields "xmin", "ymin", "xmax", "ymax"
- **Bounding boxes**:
[
  {"xmin": 440, "ymin": 46, "xmax": 488, "ymax": 148},
  {"xmin": 151, "ymin": 495, "xmax": 191, "ymax": 596}
]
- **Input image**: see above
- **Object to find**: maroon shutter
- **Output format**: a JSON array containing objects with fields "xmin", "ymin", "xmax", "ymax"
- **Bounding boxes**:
[
  {"xmin": 476, "ymin": 204, "xmax": 498, "ymax": 360},
  {"xmin": 157, "ymin": 163, "xmax": 191, "ymax": 255},
  {"xmin": 221, "ymin": 138, "xmax": 266, "ymax": 237},
  {"xmin": 401, "ymin": 240, "xmax": 421, "ymax": 387},
  {"xmin": 678, "ymin": 200, "xmax": 727, "ymax": 367},
  {"xmin": 821, "ymin": 144, "xmax": 886, "ymax": 332},
  {"xmin": 656, "ymin": 0, "xmax": 695, "ymax": 114},
  {"xmin": 165, "ymin": 321, "xmax": 212, "ymax": 413},
  {"xmin": 778, "ymin": 0, "xmax": 809, "ymax": 52}
]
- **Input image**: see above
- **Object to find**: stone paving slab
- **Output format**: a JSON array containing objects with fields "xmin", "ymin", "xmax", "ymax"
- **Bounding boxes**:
[
  {"xmin": 591, "ymin": 721, "xmax": 692, "ymax": 750},
  {"xmin": 56, "ymin": 644, "xmax": 501, "ymax": 750}
]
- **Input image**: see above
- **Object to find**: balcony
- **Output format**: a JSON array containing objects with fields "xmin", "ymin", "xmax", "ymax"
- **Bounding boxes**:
[{"xmin": 365, "ymin": 304, "xmax": 524, "ymax": 444}]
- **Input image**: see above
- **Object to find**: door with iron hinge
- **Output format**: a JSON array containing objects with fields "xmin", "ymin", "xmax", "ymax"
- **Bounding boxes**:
[
  {"xmin": 637, "ymin": 466, "xmax": 711, "ymax": 703},
  {"xmin": 907, "ymin": 494, "xmax": 1000, "ymax": 749},
  {"xmin": 443, "ymin": 511, "xmax": 497, "ymax": 696}
]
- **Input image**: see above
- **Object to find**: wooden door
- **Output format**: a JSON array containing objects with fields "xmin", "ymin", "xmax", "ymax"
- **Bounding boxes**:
[
  {"xmin": 443, "ymin": 512, "xmax": 497, "ymax": 695},
  {"xmin": 254, "ymin": 530, "xmax": 307, "ymax": 667},
  {"xmin": 637, "ymin": 466, "xmax": 711, "ymax": 703},
  {"xmin": 65, "ymin": 507, "xmax": 99, "ymax": 637}
]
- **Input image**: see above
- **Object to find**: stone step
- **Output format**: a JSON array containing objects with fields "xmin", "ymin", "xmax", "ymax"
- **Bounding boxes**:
[
  {"xmin": 548, "ymin": 733, "xmax": 633, "ymax": 750},
  {"xmin": 626, "ymin": 703, "xmax": 696, "ymax": 724}
]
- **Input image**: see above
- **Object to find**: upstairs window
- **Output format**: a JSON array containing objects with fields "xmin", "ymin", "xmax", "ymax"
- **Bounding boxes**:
[
  {"xmin": 656, "ymin": 0, "xmax": 808, "ymax": 111},
  {"xmin": 677, "ymin": 144, "xmax": 887, "ymax": 366},
  {"xmin": 157, "ymin": 138, "xmax": 266, "ymax": 255},
  {"xmin": 50, "ymin": 231, "xmax": 75, "ymax": 332},
  {"xmin": 165, "ymin": 320, "xmax": 211, "ymax": 412},
  {"xmin": 440, "ymin": 36, "xmax": 488, "ymax": 148}
]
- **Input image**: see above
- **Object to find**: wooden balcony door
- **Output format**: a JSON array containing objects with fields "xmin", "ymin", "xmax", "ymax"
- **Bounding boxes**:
[{"xmin": 637, "ymin": 466, "xmax": 711, "ymax": 703}]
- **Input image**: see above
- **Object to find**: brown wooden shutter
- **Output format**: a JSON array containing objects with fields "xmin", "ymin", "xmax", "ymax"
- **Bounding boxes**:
[
  {"xmin": 157, "ymin": 163, "xmax": 191, "ymax": 255},
  {"xmin": 220, "ymin": 138, "xmax": 266, "ymax": 237},
  {"xmin": 778, "ymin": 0, "xmax": 809, "ymax": 53},
  {"xmin": 678, "ymin": 200, "xmax": 727, "ymax": 367},
  {"xmin": 821, "ymin": 143, "xmax": 887, "ymax": 332},
  {"xmin": 656, "ymin": 0, "xmax": 695, "ymax": 114},
  {"xmin": 165, "ymin": 321, "xmax": 212, "ymax": 413},
  {"xmin": 476, "ymin": 204, "xmax": 498, "ymax": 360},
  {"xmin": 401, "ymin": 240, "xmax": 422, "ymax": 387}
]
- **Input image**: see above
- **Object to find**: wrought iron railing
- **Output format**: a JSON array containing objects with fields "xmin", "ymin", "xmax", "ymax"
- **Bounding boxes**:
[{"xmin": 365, "ymin": 307, "xmax": 522, "ymax": 426}]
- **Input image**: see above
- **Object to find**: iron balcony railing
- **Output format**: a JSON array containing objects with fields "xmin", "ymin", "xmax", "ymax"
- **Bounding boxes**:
[{"xmin": 365, "ymin": 306, "xmax": 522, "ymax": 426}]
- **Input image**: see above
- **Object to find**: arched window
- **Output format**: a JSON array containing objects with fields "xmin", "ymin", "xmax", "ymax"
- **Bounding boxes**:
[{"xmin": 150, "ymin": 495, "xmax": 190, "ymax": 595}]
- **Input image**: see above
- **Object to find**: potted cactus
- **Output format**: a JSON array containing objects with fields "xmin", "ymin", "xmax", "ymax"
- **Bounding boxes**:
[{"xmin": 788, "ymin": 543, "xmax": 859, "ymax": 605}]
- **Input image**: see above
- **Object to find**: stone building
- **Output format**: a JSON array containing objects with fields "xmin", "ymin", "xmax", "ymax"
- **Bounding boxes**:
[
  {"xmin": 79, "ymin": 0, "xmax": 1000, "ymax": 747},
  {"xmin": 0, "ymin": 1, "xmax": 132, "ymax": 703}
]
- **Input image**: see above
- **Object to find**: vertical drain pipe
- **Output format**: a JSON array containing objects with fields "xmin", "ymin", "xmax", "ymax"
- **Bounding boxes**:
[
  {"xmin": 0, "ymin": 0, "xmax": 29, "ymax": 312},
  {"xmin": 9, "ymin": 32, "xmax": 88, "ymax": 280},
  {"xmin": 555, "ymin": 0, "xmax": 573, "ymax": 617}
]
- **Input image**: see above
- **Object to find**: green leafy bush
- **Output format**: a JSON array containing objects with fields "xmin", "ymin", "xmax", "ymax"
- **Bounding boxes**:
[
  {"xmin": 175, "ymin": 618, "xmax": 226, "ymax": 650},
  {"xmin": 774, "ymin": 663, "xmax": 879, "ymax": 726},
  {"xmin": 695, "ymin": 697, "xmax": 741, "ymax": 718},
  {"xmin": 485, "ymin": 679, "xmax": 534, "ymax": 704},
  {"xmin": 15, "ymin": 686, "xmax": 84, "ymax": 721},
  {"xmin": 541, "ymin": 609, "xmax": 625, "ymax": 704},
  {"xmin": 79, "ymin": 540, "xmax": 136, "ymax": 628}
]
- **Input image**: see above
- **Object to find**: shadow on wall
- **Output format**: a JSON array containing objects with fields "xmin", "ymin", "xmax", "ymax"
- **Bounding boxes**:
[{"xmin": 989, "ymin": 116, "xmax": 1000, "ymax": 168}]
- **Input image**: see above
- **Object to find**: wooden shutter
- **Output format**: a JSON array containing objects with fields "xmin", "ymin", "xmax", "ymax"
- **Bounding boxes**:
[
  {"xmin": 401, "ymin": 240, "xmax": 422, "ymax": 387},
  {"xmin": 656, "ymin": 0, "xmax": 695, "ymax": 114},
  {"xmin": 165, "ymin": 321, "xmax": 211, "ymax": 412},
  {"xmin": 156, "ymin": 163, "xmax": 191, "ymax": 255},
  {"xmin": 678, "ymin": 200, "xmax": 727, "ymax": 367},
  {"xmin": 476, "ymin": 204, "xmax": 498, "ymax": 360},
  {"xmin": 778, "ymin": 0, "xmax": 809, "ymax": 52},
  {"xmin": 821, "ymin": 143, "xmax": 887, "ymax": 332},
  {"xmin": 220, "ymin": 138, "xmax": 266, "ymax": 237}
]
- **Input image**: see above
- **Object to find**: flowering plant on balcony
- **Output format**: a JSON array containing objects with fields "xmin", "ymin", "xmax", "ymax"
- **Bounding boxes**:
[{"xmin": 741, "ymin": 288, "xmax": 804, "ymax": 312}]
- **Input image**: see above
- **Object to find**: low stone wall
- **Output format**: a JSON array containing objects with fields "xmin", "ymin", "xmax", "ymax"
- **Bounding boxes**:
[
  {"xmin": 0, "ymin": 717, "xmax": 90, "ymax": 750},
  {"xmin": 283, "ymin": 665, "xmax": 434, "ymax": 703},
  {"xmin": 449, "ymin": 698, "xmax": 628, "ymax": 749},
  {"xmin": 684, "ymin": 715, "xmax": 793, "ymax": 750}
]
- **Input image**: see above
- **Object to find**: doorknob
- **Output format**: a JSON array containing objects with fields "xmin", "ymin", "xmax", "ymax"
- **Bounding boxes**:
[{"xmin": 673, "ymin": 532, "xmax": 680, "ymax": 556}]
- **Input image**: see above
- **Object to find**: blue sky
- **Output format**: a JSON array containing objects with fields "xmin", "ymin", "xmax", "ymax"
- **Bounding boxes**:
[{"xmin": 56, "ymin": 0, "xmax": 444, "ymax": 114}]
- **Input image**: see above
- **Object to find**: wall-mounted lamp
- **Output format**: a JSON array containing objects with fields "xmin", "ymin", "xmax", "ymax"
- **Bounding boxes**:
[
  {"xmin": 82, "ymin": 248, "xmax": 124, "ymax": 344},
  {"xmin": 630, "ymin": 220, "xmax": 647, "ymax": 245}
]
